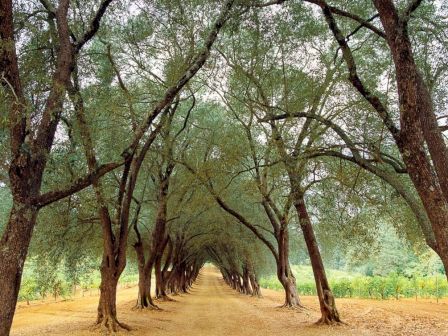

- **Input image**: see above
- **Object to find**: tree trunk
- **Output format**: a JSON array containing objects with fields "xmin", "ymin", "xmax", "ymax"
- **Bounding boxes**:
[
  {"xmin": 136, "ymin": 268, "xmax": 157, "ymax": 309},
  {"xmin": 249, "ymin": 273, "xmax": 262, "ymax": 297},
  {"xmin": 278, "ymin": 271, "xmax": 301, "ymax": 307},
  {"xmin": 155, "ymin": 253, "xmax": 171, "ymax": 300},
  {"xmin": 97, "ymin": 265, "xmax": 129, "ymax": 332},
  {"xmin": 133, "ymin": 242, "xmax": 158, "ymax": 309},
  {"xmin": 159, "ymin": 237, "xmax": 173, "ymax": 298},
  {"xmin": 372, "ymin": 0, "xmax": 448, "ymax": 280},
  {"xmin": 320, "ymin": 0, "xmax": 448, "ymax": 279},
  {"xmin": 277, "ymin": 228, "xmax": 302, "ymax": 307},
  {"xmin": 242, "ymin": 265, "xmax": 252, "ymax": 295},
  {"xmin": 0, "ymin": 202, "xmax": 39, "ymax": 336},
  {"xmin": 180, "ymin": 265, "xmax": 188, "ymax": 293},
  {"xmin": 295, "ymin": 194, "xmax": 341, "ymax": 324}
]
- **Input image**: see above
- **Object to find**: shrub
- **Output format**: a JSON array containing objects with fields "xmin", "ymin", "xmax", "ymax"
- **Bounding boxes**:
[
  {"xmin": 331, "ymin": 278, "xmax": 353, "ymax": 298},
  {"xmin": 19, "ymin": 278, "xmax": 38, "ymax": 304},
  {"xmin": 259, "ymin": 270, "xmax": 447, "ymax": 300}
]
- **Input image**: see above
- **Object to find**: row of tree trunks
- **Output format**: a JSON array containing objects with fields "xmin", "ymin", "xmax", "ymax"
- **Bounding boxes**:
[
  {"xmin": 218, "ymin": 257, "xmax": 262, "ymax": 297},
  {"xmin": 221, "ymin": 267, "xmax": 262, "ymax": 297},
  {"xmin": 165, "ymin": 259, "xmax": 201, "ymax": 296},
  {"xmin": 134, "ymin": 225, "xmax": 204, "ymax": 309},
  {"xmin": 95, "ymin": 0, "xmax": 237, "ymax": 323},
  {"xmin": 184, "ymin": 156, "xmax": 299, "ymax": 307}
]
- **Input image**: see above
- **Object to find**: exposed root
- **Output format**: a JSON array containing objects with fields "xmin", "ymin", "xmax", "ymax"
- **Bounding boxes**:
[
  {"xmin": 155, "ymin": 295, "xmax": 177, "ymax": 302},
  {"xmin": 277, "ymin": 302, "xmax": 307, "ymax": 310},
  {"xmin": 93, "ymin": 316, "xmax": 131, "ymax": 335},
  {"xmin": 133, "ymin": 301, "xmax": 162, "ymax": 311},
  {"xmin": 315, "ymin": 316, "xmax": 346, "ymax": 326}
]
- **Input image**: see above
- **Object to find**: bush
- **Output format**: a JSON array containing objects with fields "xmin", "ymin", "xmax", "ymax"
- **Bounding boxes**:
[
  {"xmin": 259, "ymin": 271, "xmax": 448, "ymax": 300},
  {"xmin": 19, "ymin": 278, "xmax": 38, "ymax": 304},
  {"xmin": 298, "ymin": 282, "xmax": 316, "ymax": 295},
  {"xmin": 331, "ymin": 278, "xmax": 353, "ymax": 298}
]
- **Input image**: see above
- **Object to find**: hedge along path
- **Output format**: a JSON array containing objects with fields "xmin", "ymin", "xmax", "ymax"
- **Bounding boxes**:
[{"xmin": 10, "ymin": 266, "xmax": 448, "ymax": 336}]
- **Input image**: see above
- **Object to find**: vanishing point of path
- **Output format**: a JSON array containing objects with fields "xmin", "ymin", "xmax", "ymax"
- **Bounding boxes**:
[{"xmin": 11, "ymin": 267, "xmax": 448, "ymax": 336}]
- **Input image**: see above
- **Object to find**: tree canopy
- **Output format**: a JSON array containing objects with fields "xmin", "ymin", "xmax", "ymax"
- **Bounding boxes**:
[{"xmin": 1, "ymin": 0, "xmax": 448, "ymax": 334}]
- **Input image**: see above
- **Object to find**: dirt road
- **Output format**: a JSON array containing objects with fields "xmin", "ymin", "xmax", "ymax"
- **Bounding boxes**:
[{"xmin": 11, "ymin": 267, "xmax": 448, "ymax": 335}]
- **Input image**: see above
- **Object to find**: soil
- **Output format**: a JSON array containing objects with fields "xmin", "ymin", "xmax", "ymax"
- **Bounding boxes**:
[{"xmin": 10, "ymin": 267, "xmax": 448, "ymax": 335}]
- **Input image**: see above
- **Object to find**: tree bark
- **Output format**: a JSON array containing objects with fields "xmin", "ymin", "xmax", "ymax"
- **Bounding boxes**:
[
  {"xmin": 96, "ymin": 263, "xmax": 130, "ymax": 332},
  {"xmin": 372, "ymin": 0, "xmax": 448, "ymax": 279},
  {"xmin": 315, "ymin": 0, "xmax": 448, "ymax": 279},
  {"xmin": 246, "ymin": 260, "xmax": 262, "ymax": 297},
  {"xmin": 0, "ymin": 203, "xmax": 38, "ymax": 336},
  {"xmin": 133, "ymin": 241, "xmax": 158, "ymax": 309},
  {"xmin": 154, "ymin": 241, "xmax": 171, "ymax": 300},
  {"xmin": 242, "ymin": 265, "xmax": 253, "ymax": 295},
  {"xmin": 249, "ymin": 273, "xmax": 262, "ymax": 297},
  {"xmin": 277, "ymin": 228, "xmax": 302, "ymax": 307},
  {"xmin": 373, "ymin": 0, "xmax": 448, "ymax": 203},
  {"xmin": 295, "ymin": 194, "xmax": 341, "ymax": 324}
]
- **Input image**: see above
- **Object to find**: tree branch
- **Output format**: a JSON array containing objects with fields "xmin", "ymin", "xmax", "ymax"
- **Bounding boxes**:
[
  {"xmin": 33, "ymin": 160, "xmax": 124, "ymax": 207},
  {"xmin": 181, "ymin": 161, "xmax": 279, "ymax": 261},
  {"xmin": 402, "ymin": 0, "xmax": 424, "ymax": 23},
  {"xmin": 307, "ymin": 0, "xmax": 386, "ymax": 38},
  {"xmin": 75, "ymin": 0, "xmax": 115, "ymax": 52},
  {"xmin": 311, "ymin": 0, "xmax": 400, "ymax": 140},
  {"xmin": 121, "ymin": 0, "xmax": 235, "ymax": 158}
]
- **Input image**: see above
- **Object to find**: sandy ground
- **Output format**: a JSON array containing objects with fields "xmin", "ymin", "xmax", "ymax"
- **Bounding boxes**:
[{"xmin": 10, "ymin": 267, "xmax": 448, "ymax": 336}]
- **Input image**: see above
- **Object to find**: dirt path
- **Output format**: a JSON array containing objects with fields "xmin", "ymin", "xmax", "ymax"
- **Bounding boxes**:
[{"xmin": 11, "ymin": 267, "xmax": 448, "ymax": 335}]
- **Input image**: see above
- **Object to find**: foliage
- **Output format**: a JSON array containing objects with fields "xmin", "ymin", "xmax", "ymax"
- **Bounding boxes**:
[
  {"xmin": 260, "ymin": 265, "xmax": 448, "ymax": 300},
  {"xmin": 18, "ymin": 260, "xmax": 139, "ymax": 303}
]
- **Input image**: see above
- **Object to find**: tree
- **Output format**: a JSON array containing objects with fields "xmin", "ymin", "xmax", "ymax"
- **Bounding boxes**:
[
  {"xmin": 0, "ymin": 1, "xmax": 115, "ymax": 333},
  {"xmin": 302, "ymin": 0, "xmax": 448, "ymax": 276},
  {"xmin": 67, "ymin": 0, "xmax": 236, "ymax": 330}
]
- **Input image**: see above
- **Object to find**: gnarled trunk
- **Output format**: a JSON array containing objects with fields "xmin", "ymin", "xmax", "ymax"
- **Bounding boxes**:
[
  {"xmin": 277, "ymin": 228, "xmax": 302, "ymax": 307},
  {"xmin": 249, "ymin": 273, "xmax": 262, "ymax": 297},
  {"xmin": 134, "ymin": 241, "xmax": 158, "ymax": 309},
  {"xmin": 278, "ymin": 271, "xmax": 301, "ymax": 307},
  {"xmin": 242, "ymin": 265, "xmax": 252, "ymax": 295},
  {"xmin": 0, "ymin": 202, "xmax": 39, "ymax": 336},
  {"xmin": 155, "ymin": 252, "xmax": 171, "ymax": 300},
  {"xmin": 295, "ymin": 194, "xmax": 341, "ymax": 324},
  {"xmin": 97, "ymin": 263, "xmax": 129, "ymax": 332},
  {"xmin": 136, "ymin": 268, "xmax": 157, "ymax": 309},
  {"xmin": 133, "ymin": 215, "xmax": 159, "ymax": 309}
]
